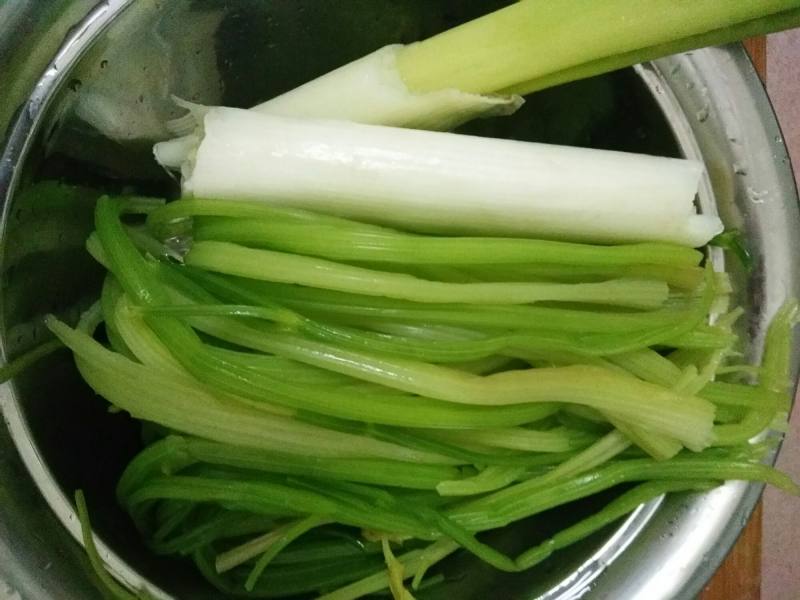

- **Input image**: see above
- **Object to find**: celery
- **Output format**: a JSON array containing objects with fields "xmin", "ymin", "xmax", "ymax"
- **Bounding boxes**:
[
  {"xmin": 513, "ymin": 480, "xmax": 715, "ymax": 569},
  {"xmin": 186, "ymin": 240, "xmax": 670, "ymax": 308},
  {"xmin": 21, "ymin": 4, "xmax": 800, "ymax": 597},
  {"xmin": 0, "ymin": 338, "xmax": 63, "ymax": 383},
  {"xmin": 41, "ymin": 193, "xmax": 797, "ymax": 599},
  {"xmin": 396, "ymin": 1, "xmax": 800, "ymax": 95},
  {"xmin": 177, "ymin": 208, "xmax": 703, "ymax": 267},
  {"xmin": 171, "ymin": 108, "xmax": 716, "ymax": 246}
]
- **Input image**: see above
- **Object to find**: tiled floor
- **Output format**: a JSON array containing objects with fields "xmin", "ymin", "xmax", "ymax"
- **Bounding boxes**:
[{"xmin": 763, "ymin": 29, "xmax": 800, "ymax": 600}]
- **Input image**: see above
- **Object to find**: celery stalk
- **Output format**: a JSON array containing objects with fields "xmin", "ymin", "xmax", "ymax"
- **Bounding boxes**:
[
  {"xmin": 396, "ymin": 0, "xmax": 800, "ymax": 94},
  {"xmin": 166, "ymin": 108, "xmax": 717, "ymax": 246},
  {"xmin": 186, "ymin": 241, "xmax": 670, "ymax": 308}
]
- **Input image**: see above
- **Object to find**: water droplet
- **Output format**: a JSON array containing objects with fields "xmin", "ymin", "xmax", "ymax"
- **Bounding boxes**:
[
  {"xmin": 746, "ymin": 187, "xmax": 769, "ymax": 204},
  {"xmin": 685, "ymin": 81, "xmax": 695, "ymax": 90},
  {"xmin": 695, "ymin": 105, "xmax": 710, "ymax": 122},
  {"xmin": 68, "ymin": 78, "xmax": 82, "ymax": 92},
  {"xmin": 775, "ymin": 134, "xmax": 784, "ymax": 144},
  {"xmin": 100, "ymin": 59, "xmax": 108, "ymax": 69},
  {"xmin": 733, "ymin": 163, "xmax": 748, "ymax": 176},
  {"xmin": 670, "ymin": 63, "xmax": 682, "ymax": 75}
]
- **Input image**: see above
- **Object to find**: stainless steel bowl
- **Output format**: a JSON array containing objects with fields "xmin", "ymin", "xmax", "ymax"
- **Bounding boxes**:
[{"xmin": 1, "ymin": 2, "xmax": 798, "ymax": 599}]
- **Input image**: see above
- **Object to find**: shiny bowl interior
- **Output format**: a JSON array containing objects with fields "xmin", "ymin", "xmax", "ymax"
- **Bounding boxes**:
[{"xmin": 1, "ymin": 2, "xmax": 799, "ymax": 599}]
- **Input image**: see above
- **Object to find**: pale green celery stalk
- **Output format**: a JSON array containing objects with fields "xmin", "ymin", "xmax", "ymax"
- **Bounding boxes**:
[
  {"xmin": 668, "ymin": 307, "xmax": 744, "ymax": 365},
  {"xmin": 47, "ymin": 317, "xmax": 448, "ymax": 464},
  {"xmin": 191, "ymin": 546, "xmax": 392, "ymax": 598},
  {"xmin": 706, "ymin": 303, "xmax": 797, "ymax": 444},
  {"xmin": 191, "ymin": 266, "xmax": 717, "ymax": 351},
  {"xmin": 185, "ymin": 241, "xmax": 669, "ymax": 309},
  {"xmin": 243, "ymin": 515, "xmax": 330, "ymax": 591},
  {"xmin": 185, "ymin": 313, "xmax": 715, "ymax": 450},
  {"xmin": 74, "ymin": 491, "xmax": 148, "ymax": 600},
  {"xmin": 204, "ymin": 347, "xmax": 359, "ymax": 387},
  {"xmin": 424, "ymin": 427, "xmax": 592, "ymax": 454},
  {"xmin": 760, "ymin": 300, "xmax": 800, "ymax": 397},
  {"xmin": 451, "ymin": 458, "xmax": 800, "ymax": 532},
  {"xmin": 178, "ymin": 270, "xmax": 691, "ymax": 334},
  {"xmin": 606, "ymin": 348, "xmax": 683, "ymax": 387},
  {"xmin": 318, "ymin": 309, "xmax": 733, "ymax": 352},
  {"xmin": 436, "ymin": 466, "xmax": 526, "ymax": 497},
  {"xmin": 100, "ymin": 276, "xmax": 136, "ymax": 360},
  {"xmin": 606, "ymin": 418, "xmax": 682, "ymax": 460},
  {"xmin": 175, "ymin": 437, "xmax": 462, "ymax": 490},
  {"xmin": 318, "ymin": 539, "xmax": 459, "ymax": 600},
  {"xmin": 534, "ymin": 430, "xmax": 632, "ymax": 484},
  {"xmin": 0, "ymin": 339, "xmax": 63, "ymax": 383},
  {"xmin": 126, "ymin": 475, "xmax": 434, "ymax": 540},
  {"xmin": 602, "ymin": 350, "xmax": 693, "ymax": 459},
  {"xmin": 112, "ymin": 293, "xmax": 184, "ymax": 375},
  {"xmin": 145, "ymin": 304, "xmax": 512, "ymax": 364},
  {"xmin": 98, "ymin": 198, "xmax": 563, "ymax": 431},
  {"xmin": 125, "ymin": 225, "xmax": 174, "ymax": 261},
  {"xmin": 121, "ymin": 323, "xmax": 566, "ymax": 431},
  {"xmin": 699, "ymin": 382, "xmax": 778, "ymax": 408},
  {"xmin": 396, "ymin": 0, "xmax": 799, "ymax": 94},
  {"xmin": 152, "ymin": 503, "xmax": 195, "ymax": 544},
  {"xmin": 146, "ymin": 198, "xmax": 361, "ymax": 239},
  {"xmin": 715, "ymin": 365, "xmax": 763, "ymax": 377},
  {"xmin": 667, "ymin": 327, "xmax": 737, "ymax": 350},
  {"xmin": 156, "ymin": 513, "xmax": 278, "ymax": 557},
  {"xmin": 151, "ymin": 303, "xmax": 698, "ymax": 362},
  {"xmin": 450, "ymin": 262, "xmax": 705, "ymax": 290},
  {"xmin": 370, "ymin": 427, "xmax": 570, "ymax": 469},
  {"xmin": 513, "ymin": 480, "xmax": 715, "ymax": 570},
  {"xmin": 675, "ymin": 308, "xmax": 743, "ymax": 397},
  {"xmin": 112, "ymin": 292, "xmax": 296, "ymax": 418},
  {"xmin": 380, "ymin": 537, "xmax": 414, "ymax": 600},
  {"xmin": 712, "ymin": 402, "xmax": 779, "ymax": 446},
  {"xmin": 190, "ymin": 214, "xmax": 701, "ymax": 267},
  {"xmin": 86, "ymin": 232, "xmax": 111, "ymax": 269},
  {"xmin": 714, "ymin": 405, "xmax": 749, "ymax": 425},
  {"xmin": 447, "ymin": 355, "xmax": 517, "ymax": 375},
  {"xmin": 215, "ymin": 522, "xmax": 344, "ymax": 574},
  {"xmin": 161, "ymin": 295, "xmax": 714, "ymax": 361},
  {"xmin": 501, "ymin": 9, "xmax": 800, "ymax": 95}
]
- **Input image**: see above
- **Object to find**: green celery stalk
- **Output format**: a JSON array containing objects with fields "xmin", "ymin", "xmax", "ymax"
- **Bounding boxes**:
[
  {"xmin": 502, "ymin": 8, "xmax": 800, "ymax": 95},
  {"xmin": 396, "ymin": 0, "xmax": 800, "ymax": 94},
  {"xmin": 185, "ymin": 241, "xmax": 670, "ymax": 309},
  {"xmin": 188, "ymin": 213, "xmax": 701, "ymax": 267},
  {"xmin": 513, "ymin": 480, "xmax": 715, "ymax": 569}
]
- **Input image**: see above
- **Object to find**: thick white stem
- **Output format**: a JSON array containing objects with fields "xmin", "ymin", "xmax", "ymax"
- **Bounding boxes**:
[
  {"xmin": 165, "ymin": 107, "xmax": 719, "ymax": 246},
  {"xmin": 252, "ymin": 45, "xmax": 524, "ymax": 130},
  {"xmin": 167, "ymin": 45, "xmax": 523, "ymax": 136}
]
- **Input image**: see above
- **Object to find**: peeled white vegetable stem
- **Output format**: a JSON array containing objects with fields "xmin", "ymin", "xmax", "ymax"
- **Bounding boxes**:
[{"xmin": 157, "ymin": 107, "xmax": 719, "ymax": 246}]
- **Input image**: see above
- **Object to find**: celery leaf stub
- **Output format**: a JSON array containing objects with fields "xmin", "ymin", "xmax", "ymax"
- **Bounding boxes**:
[{"xmin": 157, "ymin": 107, "xmax": 720, "ymax": 247}]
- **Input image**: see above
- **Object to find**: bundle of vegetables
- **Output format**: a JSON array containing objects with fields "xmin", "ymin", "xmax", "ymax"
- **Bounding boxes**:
[
  {"xmin": 5, "ymin": 1, "xmax": 800, "ymax": 599},
  {"xmin": 41, "ymin": 189, "xmax": 795, "ymax": 599}
]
